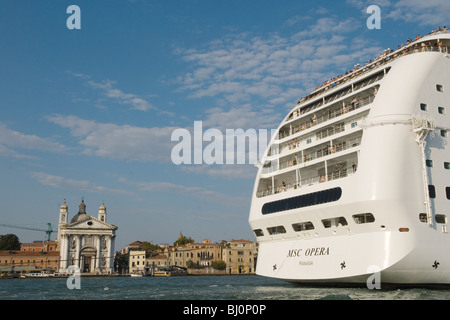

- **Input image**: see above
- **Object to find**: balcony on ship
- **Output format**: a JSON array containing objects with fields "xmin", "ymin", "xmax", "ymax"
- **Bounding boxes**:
[
  {"xmin": 263, "ymin": 112, "xmax": 366, "ymax": 176},
  {"xmin": 257, "ymin": 151, "xmax": 358, "ymax": 198},
  {"xmin": 277, "ymin": 87, "xmax": 377, "ymax": 142}
]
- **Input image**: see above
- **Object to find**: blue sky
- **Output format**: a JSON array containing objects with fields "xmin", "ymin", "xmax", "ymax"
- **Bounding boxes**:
[{"xmin": 1, "ymin": 0, "xmax": 449, "ymax": 250}]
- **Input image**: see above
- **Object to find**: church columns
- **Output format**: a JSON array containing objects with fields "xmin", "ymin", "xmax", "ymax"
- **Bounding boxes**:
[
  {"xmin": 105, "ymin": 235, "xmax": 112, "ymax": 273},
  {"xmin": 96, "ymin": 236, "xmax": 102, "ymax": 272},
  {"xmin": 75, "ymin": 235, "xmax": 82, "ymax": 269},
  {"xmin": 59, "ymin": 234, "xmax": 69, "ymax": 271}
]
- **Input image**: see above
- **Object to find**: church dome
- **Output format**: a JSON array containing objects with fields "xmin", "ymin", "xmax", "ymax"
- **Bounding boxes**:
[{"xmin": 70, "ymin": 199, "xmax": 89, "ymax": 223}]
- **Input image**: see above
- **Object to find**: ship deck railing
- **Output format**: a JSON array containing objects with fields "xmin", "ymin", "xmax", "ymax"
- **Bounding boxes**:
[
  {"xmin": 278, "ymin": 94, "xmax": 375, "ymax": 140},
  {"xmin": 265, "ymin": 136, "xmax": 361, "ymax": 174},
  {"xmin": 294, "ymin": 35, "xmax": 450, "ymax": 112},
  {"xmin": 257, "ymin": 166, "xmax": 355, "ymax": 198}
]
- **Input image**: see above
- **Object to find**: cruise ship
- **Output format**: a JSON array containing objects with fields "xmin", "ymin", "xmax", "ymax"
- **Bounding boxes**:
[{"xmin": 249, "ymin": 30, "xmax": 450, "ymax": 287}]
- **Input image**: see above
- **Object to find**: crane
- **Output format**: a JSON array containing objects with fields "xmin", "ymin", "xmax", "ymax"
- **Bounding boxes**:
[{"xmin": 0, "ymin": 223, "xmax": 53, "ymax": 241}]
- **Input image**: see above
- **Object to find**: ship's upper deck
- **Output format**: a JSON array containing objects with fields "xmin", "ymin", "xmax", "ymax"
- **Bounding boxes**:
[{"xmin": 288, "ymin": 29, "xmax": 450, "ymax": 123}]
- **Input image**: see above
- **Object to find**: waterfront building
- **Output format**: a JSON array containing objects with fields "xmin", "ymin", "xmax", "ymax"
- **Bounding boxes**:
[
  {"xmin": 162, "ymin": 239, "xmax": 223, "ymax": 268},
  {"xmin": 123, "ymin": 238, "xmax": 258, "ymax": 274},
  {"xmin": 222, "ymin": 239, "xmax": 258, "ymax": 274},
  {"xmin": 129, "ymin": 250, "xmax": 146, "ymax": 274},
  {"xmin": 147, "ymin": 253, "xmax": 169, "ymax": 269},
  {"xmin": 21, "ymin": 241, "xmax": 58, "ymax": 252},
  {"xmin": 121, "ymin": 240, "xmax": 144, "ymax": 255},
  {"xmin": 187, "ymin": 239, "xmax": 223, "ymax": 267},
  {"xmin": 0, "ymin": 250, "xmax": 59, "ymax": 272},
  {"xmin": 57, "ymin": 200, "xmax": 118, "ymax": 274}
]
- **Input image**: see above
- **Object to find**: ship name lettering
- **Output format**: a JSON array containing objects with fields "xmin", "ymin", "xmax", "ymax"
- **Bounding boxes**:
[{"xmin": 287, "ymin": 247, "xmax": 329, "ymax": 258}]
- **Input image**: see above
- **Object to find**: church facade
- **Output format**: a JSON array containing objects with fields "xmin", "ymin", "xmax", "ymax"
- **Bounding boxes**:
[{"xmin": 57, "ymin": 200, "xmax": 118, "ymax": 274}]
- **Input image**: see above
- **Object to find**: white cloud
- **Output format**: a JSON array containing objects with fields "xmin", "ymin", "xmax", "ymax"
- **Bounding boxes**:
[
  {"xmin": 181, "ymin": 164, "xmax": 257, "ymax": 180},
  {"xmin": 31, "ymin": 172, "xmax": 132, "ymax": 195},
  {"xmin": 176, "ymin": 17, "xmax": 381, "ymax": 111},
  {"xmin": 203, "ymin": 104, "xmax": 279, "ymax": 131},
  {"xmin": 87, "ymin": 79, "xmax": 155, "ymax": 112},
  {"xmin": 119, "ymin": 177, "xmax": 248, "ymax": 208},
  {"xmin": 347, "ymin": 0, "xmax": 449, "ymax": 27},
  {"xmin": 0, "ymin": 123, "xmax": 68, "ymax": 159},
  {"xmin": 47, "ymin": 114, "xmax": 176, "ymax": 163},
  {"xmin": 386, "ymin": 0, "xmax": 450, "ymax": 26}
]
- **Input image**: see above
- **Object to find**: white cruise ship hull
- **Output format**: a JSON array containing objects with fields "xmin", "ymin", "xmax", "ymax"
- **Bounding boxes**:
[{"xmin": 249, "ymin": 31, "xmax": 450, "ymax": 287}]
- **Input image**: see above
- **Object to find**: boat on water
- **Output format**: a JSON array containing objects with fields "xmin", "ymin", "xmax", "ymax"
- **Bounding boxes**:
[
  {"xmin": 130, "ymin": 273, "xmax": 144, "ymax": 277},
  {"xmin": 21, "ymin": 271, "xmax": 50, "ymax": 278},
  {"xmin": 249, "ymin": 29, "xmax": 450, "ymax": 287},
  {"xmin": 153, "ymin": 270, "xmax": 171, "ymax": 277}
]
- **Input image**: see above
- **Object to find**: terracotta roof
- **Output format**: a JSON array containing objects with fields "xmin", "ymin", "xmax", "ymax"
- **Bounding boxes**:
[
  {"xmin": 0, "ymin": 250, "xmax": 60, "ymax": 257},
  {"xmin": 149, "ymin": 254, "xmax": 167, "ymax": 260}
]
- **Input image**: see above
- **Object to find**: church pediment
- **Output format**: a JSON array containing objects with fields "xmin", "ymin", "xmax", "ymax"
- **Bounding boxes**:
[{"xmin": 66, "ymin": 215, "xmax": 117, "ymax": 231}]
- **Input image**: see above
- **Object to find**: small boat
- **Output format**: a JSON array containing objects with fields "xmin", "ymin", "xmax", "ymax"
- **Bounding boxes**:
[
  {"xmin": 23, "ymin": 271, "xmax": 50, "ymax": 278},
  {"xmin": 51, "ymin": 273, "xmax": 69, "ymax": 277},
  {"xmin": 153, "ymin": 270, "xmax": 171, "ymax": 277},
  {"xmin": 130, "ymin": 272, "xmax": 144, "ymax": 277}
]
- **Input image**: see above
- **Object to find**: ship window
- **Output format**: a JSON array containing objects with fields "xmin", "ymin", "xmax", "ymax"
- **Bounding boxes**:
[
  {"xmin": 426, "ymin": 160, "xmax": 433, "ymax": 167},
  {"xmin": 292, "ymin": 221, "xmax": 315, "ymax": 232},
  {"xmin": 438, "ymin": 107, "xmax": 446, "ymax": 114},
  {"xmin": 419, "ymin": 213, "xmax": 428, "ymax": 223},
  {"xmin": 429, "ymin": 185, "xmax": 436, "ymax": 198},
  {"xmin": 253, "ymin": 229, "xmax": 264, "ymax": 237},
  {"xmin": 436, "ymin": 214, "xmax": 447, "ymax": 224},
  {"xmin": 437, "ymin": 84, "xmax": 444, "ymax": 92},
  {"xmin": 322, "ymin": 217, "xmax": 347, "ymax": 228},
  {"xmin": 444, "ymin": 162, "xmax": 450, "ymax": 169},
  {"xmin": 267, "ymin": 226, "xmax": 286, "ymax": 235},
  {"xmin": 353, "ymin": 213, "xmax": 375, "ymax": 224},
  {"xmin": 441, "ymin": 130, "xmax": 448, "ymax": 137},
  {"xmin": 261, "ymin": 187, "xmax": 342, "ymax": 215},
  {"xmin": 420, "ymin": 103, "xmax": 428, "ymax": 111},
  {"xmin": 446, "ymin": 187, "xmax": 450, "ymax": 199}
]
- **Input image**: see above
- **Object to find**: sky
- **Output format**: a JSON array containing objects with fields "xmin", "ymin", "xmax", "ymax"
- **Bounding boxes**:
[{"xmin": 0, "ymin": 0, "xmax": 449, "ymax": 250}]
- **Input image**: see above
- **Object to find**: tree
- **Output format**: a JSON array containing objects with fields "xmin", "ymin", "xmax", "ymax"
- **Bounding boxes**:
[
  {"xmin": 173, "ymin": 233, "xmax": 194, "ymax": 246},
  {"xmin": 138, "ymin": 241, "xmax": 160, "ymax": 253},
  {"xmin": 0, "ymin": 234, "xmax": 21, "ymax": 250},
  {"xmin": 113, "ymin": 251, "xmax": 128, "ymax": 274},
  {"xmin": 211, "ymin": 261, "xmax": 226, "ymax": 270}
]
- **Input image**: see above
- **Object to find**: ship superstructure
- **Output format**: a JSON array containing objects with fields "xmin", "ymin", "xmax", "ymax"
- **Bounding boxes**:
[{"xmin": 249, "ymin": 30, "xmax": 450, "ymax": 286}]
